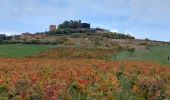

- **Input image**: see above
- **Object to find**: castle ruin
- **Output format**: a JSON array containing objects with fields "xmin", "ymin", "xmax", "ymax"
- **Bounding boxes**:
[{"xmin": 49, "ymin": 25, "xmax": 57, "ymax": 32}]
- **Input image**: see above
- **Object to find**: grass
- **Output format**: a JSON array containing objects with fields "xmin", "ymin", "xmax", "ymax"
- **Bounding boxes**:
[
  {"xmin": 0, "ymin": 44, "xmax": 56, "ymax": 58},
  {"xmin": 0, "ymin": 44, "xmax": 119, "ymax": 58},
  {"xmin": 112, "ymin": 45, "xmax": 170, "ymax": 64},
  {"xmin": 1, "ymin": 43, "xmax": 170, "ymax": 64}
]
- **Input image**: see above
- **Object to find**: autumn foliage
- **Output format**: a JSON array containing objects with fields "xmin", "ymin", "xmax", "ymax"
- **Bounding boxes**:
[
  {"xmin": 32, "ymin": 47, "xmax": 118, "ymax": 60},
  {"xmin": 0, "ymin": 58, "xmax": 169, "ymax": 99}
]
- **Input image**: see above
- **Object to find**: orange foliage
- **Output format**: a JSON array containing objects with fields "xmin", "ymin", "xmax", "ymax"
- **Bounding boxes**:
[
  {"xmin": 0, "ymin": 58, "xmax": 169, "ymax": 99},
  {"xmin": 32, "ymin": 47, "xmax": 117, "ymax": 59}
]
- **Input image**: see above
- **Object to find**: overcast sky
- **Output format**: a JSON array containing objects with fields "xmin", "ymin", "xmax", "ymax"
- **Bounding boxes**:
[{"xmin": 0, "ymin": 0, "xmax": 170, "ymax": 41}]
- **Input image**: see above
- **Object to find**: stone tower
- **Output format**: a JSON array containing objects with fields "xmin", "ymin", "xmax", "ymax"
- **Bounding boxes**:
[{"xmin": 49, "ymin": 25, "xmax": 56, "ymax": 32}]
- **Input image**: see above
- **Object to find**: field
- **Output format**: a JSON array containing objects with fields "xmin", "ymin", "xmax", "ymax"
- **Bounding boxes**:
[
  {"xmin": 0, "ymin": 44, "xmax": 58, "ymax": 58},
  {"xmin": 114, "ymin": 45, "xmax": 170, "ymax": 64},
  {"xmin": 32, "ymin": 47, "xmax": 119, "ymax": 60},
  {"xmin": 0, "ymin": 58, "xmax": 169, "ymax": 99},
  {"xmin": 0, "ymin": 44, "xmax": 169, "ymax": 99}
]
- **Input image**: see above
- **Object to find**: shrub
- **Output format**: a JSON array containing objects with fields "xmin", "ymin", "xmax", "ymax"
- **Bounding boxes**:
[
  {"xmin": 139, "ymin": 42, "xmax": 147, "ymax": 45},
  {"xmin": 137, "ymin": 76, "xmax": 167, "ymax": 100},
  {"xmin": 127, "ymin": 47, "xmax": 135, "ymax": 52},
  {"xmin": 10, "ymin": 79, "xmax": 30, "ymax": 99},
  {"xmin": 0, "ymin": 85, "xmax": 8, "ymax": 99},
  {"xmin": 0, "ymin": 40, "xmax": 22, "ymax": 44},
  {"xmin": 102, "ymin": 32, "xmax": 135, "ymax": 39},
  {"xmin": 27, "ymin": 84, "xmax": 43, "ymax": 100}
]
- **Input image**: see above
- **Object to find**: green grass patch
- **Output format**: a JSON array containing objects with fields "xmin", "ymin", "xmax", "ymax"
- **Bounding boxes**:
[
  {"xmin": 0, "ymin": 44, "xmax": 57, "ymax": 58},
  {"xmin": 112, "ymin": 45, "xmax": 170, "ymax": 64}
]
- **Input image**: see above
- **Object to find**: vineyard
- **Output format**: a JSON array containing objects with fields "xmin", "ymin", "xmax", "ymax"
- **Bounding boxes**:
[
  {"xmin": 0, "ymin": 58, "xmax": 169, "ymax": 99},
  {"xmin": 0, "ymin": 0, "xmax": 169, "ymax": 99},
  {"xmin": 0, "ymin": 44, "xmax": 169, "ymax": 100},
  {"xmin": 32, "ymin": 47, "xmax": 119, "ymax": 60}
]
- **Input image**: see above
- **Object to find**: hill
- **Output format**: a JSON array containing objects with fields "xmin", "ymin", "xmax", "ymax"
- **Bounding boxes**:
[
  {"xmin": 0, "ymin": 20, "xmax": 134, "ymax": 45},
  {"xmin": 0, "ymin": 20, "xmax": 170, "ymax": 99},
  {"xmin": 1, "ymin": 20, "xmax": 169, "ymax": 50}
]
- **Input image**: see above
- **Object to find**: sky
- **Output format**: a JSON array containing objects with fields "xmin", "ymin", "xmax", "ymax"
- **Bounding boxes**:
[{"xmin": 0, "ymin": 0, "xmax": 170, "ymax": 41}]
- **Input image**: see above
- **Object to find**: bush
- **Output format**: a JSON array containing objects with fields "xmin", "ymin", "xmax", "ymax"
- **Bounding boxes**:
[
  {"xmin": 0, "ymin": 40, "xmax": 22, "ymax": 44},
  {"xmin": 15, "ymin": 80, "xmax": 29, "ymax": 95},
  {"xmin": 137, "ymin": 76, "xmax": 167, "ymax": 100},
  {"xmin": 102, "ymin": 32, "xmax": 135, "ymax": 39},
  {"xmin": 58, "ymin": 20, "xmax": 90, "ymax": 29},
  {"xmin": 0, "ymin": 85, "xmax": 8, "ymax": 99},
  {"xmin": 128, "ymin": 47, "xmax": 135, "ymax": 52},
  {"xmin": 27, "ymin": 84, "xmax": 43, "ymax": 100},
  {"xmin": 23, "ymin": 40, "xmax": 40, "ymax": 44},
  {"xmin": 139, "ymin": 42, "xmax": 147, "ymax": 45}
]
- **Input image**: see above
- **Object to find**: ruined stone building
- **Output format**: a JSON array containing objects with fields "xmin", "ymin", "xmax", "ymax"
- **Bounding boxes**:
[{"xmin": 49, "ymin": 25, "xmax": 57, "ymax": 32}]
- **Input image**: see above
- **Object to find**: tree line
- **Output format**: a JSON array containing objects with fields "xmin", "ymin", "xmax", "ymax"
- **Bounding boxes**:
[{"xmin": 58, "ymin": 20, "xmax": 90, "ymax": 29}]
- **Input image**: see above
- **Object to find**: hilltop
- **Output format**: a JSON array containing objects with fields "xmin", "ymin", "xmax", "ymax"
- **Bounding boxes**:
[{"xmin": 0, "ymin": 20, "xmax": 170, "ymax": 51}]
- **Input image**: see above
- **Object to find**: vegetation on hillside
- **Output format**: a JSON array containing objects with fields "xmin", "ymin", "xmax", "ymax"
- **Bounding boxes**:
[
  {"xmin": 114, "ymin": 45, "xmax": 170, "ymax": 64},
  {"xmin": 0, "ymin": 44, "xmax": 56, "ymax": 58},
  {"xmin": 32, "ymin": 47, "xmax": 121, "ymax": 60},
  {"xmin": 58, "ymin": 20, "xmax": 90, "ymax": 29},
  {"xmin": 0, "ymin": 20, "xmax": 135, "ymax": 45}
]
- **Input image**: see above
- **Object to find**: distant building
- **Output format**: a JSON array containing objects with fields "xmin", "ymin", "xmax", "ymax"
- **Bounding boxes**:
[
  {"xmin": 22, "ymin": 32, "xmax": 32, "ymax": 36},
  {"xmin": 34, "ymin": 32, "xmax": 47, "ymax": 38},
  {"xmin": 49, "ymin": 25, "xmax": 57, "ymax": 32},
  {"xmin": 21, "ymin": 32, "xmax": 33, "ymax": 39}
]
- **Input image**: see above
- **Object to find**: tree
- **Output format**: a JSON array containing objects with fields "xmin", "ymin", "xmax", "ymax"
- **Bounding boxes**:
[{"xmin": 58, "ymin": 20, "xmax": 90, "ymax": 29}]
